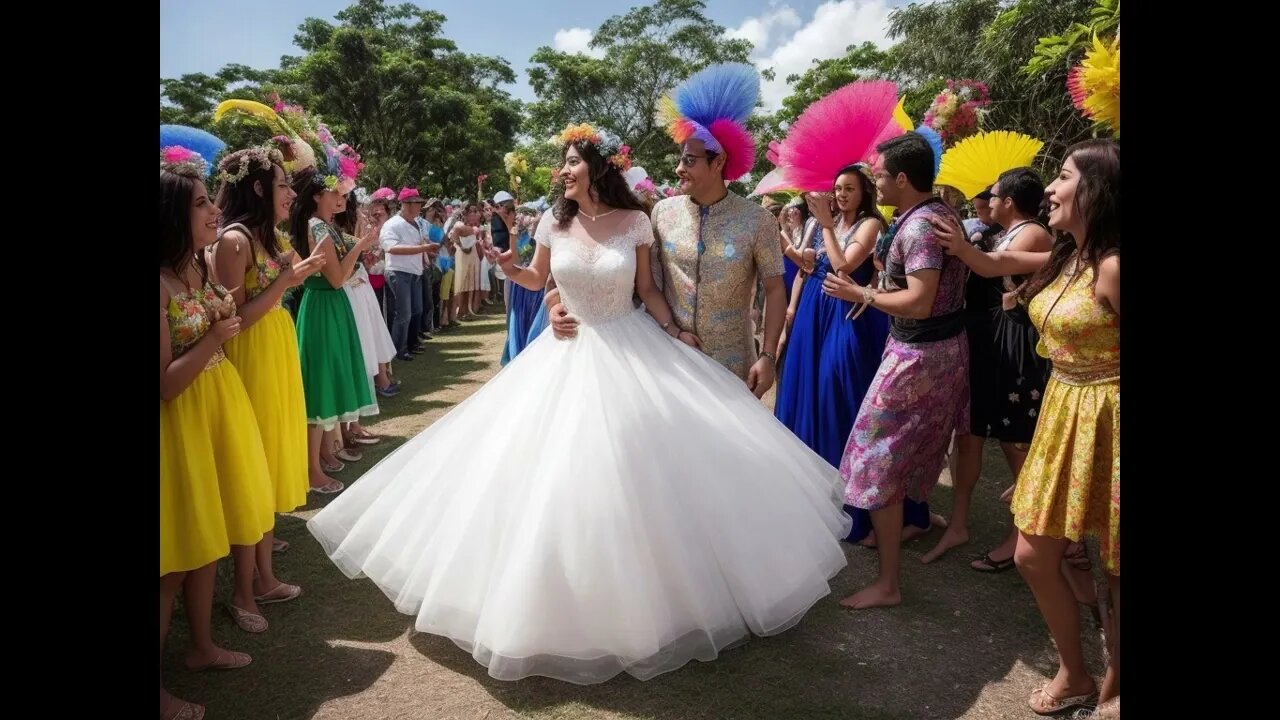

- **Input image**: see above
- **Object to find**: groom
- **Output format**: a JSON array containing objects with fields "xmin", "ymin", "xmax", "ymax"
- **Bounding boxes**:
[
  {"xmin": 549, "ymin": 64, "xmax": 785, "ymax": 398},
  {"xmin": 645, "ymin": 137, "xmax": 785, "ymax": 397}
]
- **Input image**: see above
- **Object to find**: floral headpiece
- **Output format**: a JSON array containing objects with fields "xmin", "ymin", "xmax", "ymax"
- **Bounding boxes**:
[
  {"xmin": 159, "ymin": 126, "xmax": 225, "ymax": 177},
  {"xmin": 1067, "ymin": 34, "xmax": 1120, "ymax": 137},
  {"xmin": 923, "ymin": 80, "xmax": 990, "ymax": 146},
  {"xmin": 212, "ymin": 96, "xmax": 362, "ymax": 194},
  {"xmin": 553, "ymin": 123, "xmax": 633, "ymax": 172},
  {"xmin": 160, "ymin": 146, "xmax": 209, "ymax": 177},
  {"xmin": 658, "ymin": 63, "xmax": 759, "ymax": 181},
  {"xmin": 215, "ymin": 146, "xmax": 285, "ymax": 186}
]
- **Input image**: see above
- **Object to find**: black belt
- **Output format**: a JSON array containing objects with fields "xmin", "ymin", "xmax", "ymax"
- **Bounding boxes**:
[{"xmin": 891, "ymin": 309, "xmax": 965, "ymax": 344}]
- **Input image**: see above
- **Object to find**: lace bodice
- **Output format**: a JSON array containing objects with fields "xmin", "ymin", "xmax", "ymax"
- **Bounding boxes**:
[{"xmin": 534, "ymin": 209, "xmax": 654, "ymax": 324}]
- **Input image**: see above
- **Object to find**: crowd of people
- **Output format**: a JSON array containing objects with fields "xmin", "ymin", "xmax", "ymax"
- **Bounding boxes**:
[{"xmin": 160, "ymin": 60, "xmax": 1118, "ymax": 720}]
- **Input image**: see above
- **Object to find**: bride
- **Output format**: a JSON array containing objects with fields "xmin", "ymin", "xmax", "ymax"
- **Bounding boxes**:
[{"xmin": 308, "ymin": 124, "xmax": 853, "ymax": 685}]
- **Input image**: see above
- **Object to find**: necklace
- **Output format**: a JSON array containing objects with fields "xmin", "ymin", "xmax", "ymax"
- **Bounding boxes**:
[{"xmin": 578, "ymin": 206, "xmax": 617, "ymax": 222}]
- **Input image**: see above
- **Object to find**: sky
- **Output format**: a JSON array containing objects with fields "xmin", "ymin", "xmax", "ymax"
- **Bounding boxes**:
[{"xmin": 160, "ymin": 0, "xmax": 914, "ymax": 112}]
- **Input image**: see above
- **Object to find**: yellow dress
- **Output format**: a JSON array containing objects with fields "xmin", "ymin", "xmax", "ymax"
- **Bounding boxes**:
[
  {"xmin": 223, "ymin": 229, "xmax": 310, "ymax": 512},
  {"xmin": 160, "ymin": 282, "xmax": 275, "ymax": 576},
  {"xmin": 1011, "ymin": 263, "xmax": 1120, "ymax": 575}
]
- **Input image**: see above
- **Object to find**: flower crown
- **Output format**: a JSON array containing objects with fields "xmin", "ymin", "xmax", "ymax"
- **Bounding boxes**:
[
  {"xmin": 309, "ymin": 131, "xmax": 363, "ymax": 194},
  {"xmin": 216, "ymin": 146, "xmax": 285, "ymax": 186},
  {"xmin": 160, "ymin": 146, "xmax": 209, "ymax": 176},
  {"xmin": 554, "ymin": 123, "xmax": 633, "ymax": 172},
  {"xmin": 850, "ymin": 162, "xmax": 875, "ymax": 186}
]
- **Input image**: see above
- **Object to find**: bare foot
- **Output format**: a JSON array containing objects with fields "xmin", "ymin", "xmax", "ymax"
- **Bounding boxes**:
[
  {"xmin": 921, "ymin": 526, "xmax": 970, "ymax": 564},
  {"xmin": 839, "ymin": 581, "xmax": 902, "ymax": 610}
]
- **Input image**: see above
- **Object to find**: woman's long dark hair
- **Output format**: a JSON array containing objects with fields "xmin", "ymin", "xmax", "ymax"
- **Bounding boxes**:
[
  {"xmin": 215, "ymin": 154, "xmax": 286, "ymax": 257},
  {"xmin": 552, "ymin": 141, "xmax": 645, "ymax": 229},
  {"xmin": 334, "ymin": 191, "xmax": 359, "ymax": 236},
  {"xmin": 159, "ymin": 165, "xmax": 206, "ymax": 282},
  {"xmin": 834, "ymin": 163, "xmax": 885, "ymax": 228},
  {"xmin": 1020, "ymin": 139, "xmax": 1120, "ymax": 301},
  {"xmin": 289, "ymin": 167, "xmax": 324, "ymax": 256}
]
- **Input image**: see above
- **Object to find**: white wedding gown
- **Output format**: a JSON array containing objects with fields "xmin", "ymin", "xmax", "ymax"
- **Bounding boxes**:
[{"xmin": 309, "ymin": 209, "xmax": 852, "ymax": 684}]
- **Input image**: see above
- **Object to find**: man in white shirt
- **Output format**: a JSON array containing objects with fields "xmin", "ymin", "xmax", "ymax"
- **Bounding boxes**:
[{"xmin": 381, "ymin": 187, "xmax": 437, "ymax": 361}]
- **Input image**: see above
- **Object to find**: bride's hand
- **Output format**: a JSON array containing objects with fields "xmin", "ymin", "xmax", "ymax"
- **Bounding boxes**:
[{"xmin": 550, "ymin": 302, "xmax": 579, "ymax": 340}]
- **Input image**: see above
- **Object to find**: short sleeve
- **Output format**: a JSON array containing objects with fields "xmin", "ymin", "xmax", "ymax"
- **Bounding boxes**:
[
  {"xmin": 900, "ymin": 215, "xmax": 947, "ymax": 275},
  {"xmin": 309, "ymin": 217, "xmax": 337, "ymax": 250},
  {"xmin": 534, "ymin": 211, "xmax": 556, "ymax": 248},
  {"xmin": 631, "ymin": 211, "xmax": 655, "ymax": 247},
  {"xmin": 649, "ymin": 201, "xmax": 666, "ymax": 247},
  {"xmin": 752, "ymin": 210, "xmax": 784, "ymax": 279}
]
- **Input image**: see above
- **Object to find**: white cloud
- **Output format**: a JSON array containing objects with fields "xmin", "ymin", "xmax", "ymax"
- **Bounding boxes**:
[
  {"xmin": 731, "ymin": 1, "xmax": 895, "ymax": 112},
  {"xmin": 553, "ymin": 27, "xmax": 606, "ymax": 59},
  {"xmin": 725, "ymin": 4, "xmax": 802, "ymax": 56}
]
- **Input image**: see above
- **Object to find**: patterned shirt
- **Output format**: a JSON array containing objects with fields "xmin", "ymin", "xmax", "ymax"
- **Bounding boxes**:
[{"xmin": 650, "ymin": 192, "xmax": 783, "ymax": 380}]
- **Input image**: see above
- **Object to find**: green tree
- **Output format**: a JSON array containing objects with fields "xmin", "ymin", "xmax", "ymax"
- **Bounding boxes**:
[
  {"xmin": 525, "ymin": 0, "xmax": 754, "ymax": 183},
  {"xmin": 776, "ymin": 42, "xmax": 889, "ymax": 126},
  {"xmin": 160, "ymin": 1, "xmax": 523, "ymax": 198},
  {"xmin": 1022, "ymin": 0, "xmax": 1119, "ymax": 77},
  {"xmin": 290, "ymin": 0, "xmax": 521, "ymax": 195},
  {"xmin": 879, "ymin": 0, "xmax": 1099, "ymax": 165}
]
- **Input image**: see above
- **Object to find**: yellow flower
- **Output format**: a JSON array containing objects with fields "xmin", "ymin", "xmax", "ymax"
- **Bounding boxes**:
[{"xmin": 1069, "ymin": 35, "xmax": 1120, "ymax": 136}]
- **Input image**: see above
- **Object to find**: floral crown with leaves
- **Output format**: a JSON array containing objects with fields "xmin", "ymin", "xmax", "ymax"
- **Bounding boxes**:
[
  {"xmin": 554, "ymin": 123, "xmax": 633, "ymax": 172},
  {"xmin": 216, "ymin": 146, "xmax": 285, "ymax": 186},
  {"xmin": 160, "ymin": 146, "xmax": 209, "ymax": 176}
]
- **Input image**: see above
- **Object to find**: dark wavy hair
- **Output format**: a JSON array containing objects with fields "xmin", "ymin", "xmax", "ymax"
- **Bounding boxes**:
[
  {"xmin": 214, "ymin": 153, "xmax": 287, "ymax": 258},
  {"xmin": 289, "ymin": 167, "xmax": 327, "ymax": 256},
  {"xmin": 834, "ymin": 163, "xmax": 885, "ymax": 228},
  {"xmin": 159, "ymin": 164, "xmax": 207, "ymax": 281},
  {"xmin": 552, "ymin": 140, "xmax": 645, "ymax": 229},
  {"xmin": 1020, "ymin": 139, "xmax": 1120, "ymax": 301},
  {"xmin": 334, "ymin": 191, "xmax": 359, "ymax": 236}
]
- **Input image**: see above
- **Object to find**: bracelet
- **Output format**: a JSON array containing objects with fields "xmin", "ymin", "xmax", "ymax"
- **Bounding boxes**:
[
  {"xmin": 861, "ymin": 287, "xmax": 877, "ymax": 305},
  {"xmin": 760, "ymin": 350, "xmax": 777, "ymax": 364}
]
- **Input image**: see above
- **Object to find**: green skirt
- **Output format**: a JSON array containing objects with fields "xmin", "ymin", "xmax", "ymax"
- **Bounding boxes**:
[{"xmin": 296, "ymin": 276, "xmax": 378, "ymax": 429}]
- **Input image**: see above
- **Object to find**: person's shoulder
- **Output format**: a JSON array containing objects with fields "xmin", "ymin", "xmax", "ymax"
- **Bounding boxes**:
[
  {"xmin": 651, "ymin": 195, "xmax": 685, "ymax": 218},
  {"xmin": 724, "ymin": 191, "xmax": 773, "ymax": 221}
]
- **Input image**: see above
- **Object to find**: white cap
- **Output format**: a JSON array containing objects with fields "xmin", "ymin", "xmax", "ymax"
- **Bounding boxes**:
[{"xmin": 492, "ymin": 190, "xmax": 514, "ymax": 204}]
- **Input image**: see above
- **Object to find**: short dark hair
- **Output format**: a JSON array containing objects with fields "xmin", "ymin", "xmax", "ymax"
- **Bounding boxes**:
[
  {"xmin": 994, "ymin": 167, "xmax": 1045, "ymax": 217},
  {"xmin": 875, "ymin": 132, "xmax": 935, "ymax": 193}
]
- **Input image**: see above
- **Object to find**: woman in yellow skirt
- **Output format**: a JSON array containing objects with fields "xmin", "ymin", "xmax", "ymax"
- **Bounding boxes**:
[
  {"xmin": 209, "ymin": 146, "xmax": 328, "ymax": 634},
  {"xmin": 159, "ymin": 151, "xmax": 275, "ymax": 720},
  {"xmin": 1010, "ymin": 140, "xmax": 1120, "ymax": 715}
]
